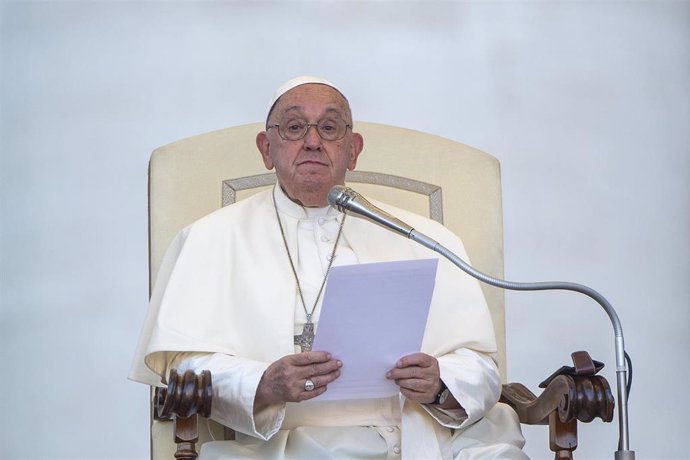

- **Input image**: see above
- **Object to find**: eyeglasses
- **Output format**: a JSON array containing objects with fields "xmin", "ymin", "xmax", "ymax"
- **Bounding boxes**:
[{"xmin": 267, "ymin": 118, "xmax": 352, "ymax": 141}]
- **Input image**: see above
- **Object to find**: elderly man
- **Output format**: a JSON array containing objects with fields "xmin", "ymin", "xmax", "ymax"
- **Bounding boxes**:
[{"xmin": 131, "ymin": 76, "xmax": 527, "ymax": 459}]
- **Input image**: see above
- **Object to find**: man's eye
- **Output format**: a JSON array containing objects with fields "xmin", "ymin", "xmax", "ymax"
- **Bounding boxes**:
[
  {"xmin": 319, "ymin": 121, "xmax": 337, "ymax": 132},
  {"xmin": 285, "ymin": 120, "xmax": 305, "ymax": 132}
]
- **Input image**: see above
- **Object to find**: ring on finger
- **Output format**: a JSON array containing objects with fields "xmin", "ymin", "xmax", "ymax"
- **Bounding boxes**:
[{"xmin": 304, "ymin": 379, "xmax": 315, "ymax": 391}]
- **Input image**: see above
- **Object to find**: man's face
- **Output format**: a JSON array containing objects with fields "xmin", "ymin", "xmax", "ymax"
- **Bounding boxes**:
[{"xmin": 256, "ymin": 84, "xmax": 363, "ymax": 207}]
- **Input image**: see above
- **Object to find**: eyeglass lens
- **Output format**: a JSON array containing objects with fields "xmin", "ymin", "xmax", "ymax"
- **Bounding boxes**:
[{"xmin": 279, "ymin": 118, "xmax": 348, "ymax": 141}]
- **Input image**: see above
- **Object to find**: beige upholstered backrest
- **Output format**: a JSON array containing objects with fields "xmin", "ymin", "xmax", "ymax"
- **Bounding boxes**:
[{"xmin": 148, "ymin": 121, "xmax": 505, "ymax": 458}]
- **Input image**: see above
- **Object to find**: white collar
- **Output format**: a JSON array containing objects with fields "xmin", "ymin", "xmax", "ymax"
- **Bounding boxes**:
[{"xmin": 273, "ymin": 184, "xmax": 341, "ymax": 221}]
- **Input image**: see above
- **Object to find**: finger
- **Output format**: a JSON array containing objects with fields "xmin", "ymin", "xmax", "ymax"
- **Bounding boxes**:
[
  {"xmin": 387, "ymin": 366, "xmax": 435, "ymax": 381},
  {"xmin": 299, "ymin": 370, "xmax": 341, "ymax": 401},
  {"xmin": 399, "ymin": 386, "xmax": 435, "ymax": 404},
  {"xmin": 394, "ymin": 377, "xmax": 436, "ymax": 393},
  {"xmin": 301, "ymin": 384, "xmax": 328, "ymax": 401},
  {"xmin": 308, "ymin": 359, "xmax": 343, "ymax": 377},
  {"xmin": 289, "ymin": 351, "xmax": 333, "ymax": 365},
  {"xmin": 306, "ymin": 369, "xmax": 341, "ymax": 391},
  {"xmin": 396, "ymin": 352, "xmax": 436, "ymax": 368},
  {"xmin": 395, "ymin": 376, "xmax": 439, "ymax": 403}
]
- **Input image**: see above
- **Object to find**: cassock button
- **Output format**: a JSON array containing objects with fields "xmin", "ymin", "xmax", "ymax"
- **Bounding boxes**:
[
  {"xmin": 386, "ymin": 427, "xmax": 394, "ymax": 433},
  {"xmin": 318, "ymin": 217, "xmax": 326, "ymax": 226},
  {"xmin": 320, "ymin": 235, "xmax": 329, "ymax": 242},
  {"xmin": 393, "ymin": 446, "xmax": 401, "ymax": 455}
]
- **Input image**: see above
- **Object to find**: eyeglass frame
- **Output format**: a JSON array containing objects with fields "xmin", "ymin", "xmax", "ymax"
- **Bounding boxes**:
[{"xmin": 266, "ymin": 118, "xmax": 353, "ymax": 141}]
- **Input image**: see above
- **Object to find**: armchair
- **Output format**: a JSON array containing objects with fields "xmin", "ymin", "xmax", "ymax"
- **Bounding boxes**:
[{"xmin": 144, "ymin": 122, "xmax": 615, "ymax": 459}]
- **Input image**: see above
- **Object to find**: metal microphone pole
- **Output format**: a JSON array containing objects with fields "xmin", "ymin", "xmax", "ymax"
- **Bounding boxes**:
[{"xmin": 408, "ymin": 230, "xmax": 634, "ymax": 460}]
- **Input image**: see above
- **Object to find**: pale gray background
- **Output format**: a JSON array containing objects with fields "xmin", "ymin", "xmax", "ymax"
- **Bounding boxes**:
[{"xmin": 1, "ymin": 1, "xmax": 688, "ymax": 459}]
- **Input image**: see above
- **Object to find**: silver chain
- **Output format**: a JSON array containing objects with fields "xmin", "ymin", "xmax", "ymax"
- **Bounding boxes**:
[{"xmin": 273, "ymin": 190, "xmax": 346, "ymax": 324}]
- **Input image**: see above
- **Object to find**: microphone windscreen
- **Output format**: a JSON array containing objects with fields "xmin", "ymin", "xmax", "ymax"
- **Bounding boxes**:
[{"xmin": 327, "ymin": 185, "xmax": 347, "ymax": 207}]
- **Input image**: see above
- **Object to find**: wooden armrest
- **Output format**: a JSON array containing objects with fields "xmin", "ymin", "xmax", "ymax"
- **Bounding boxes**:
[
  {"xmin": 154, "ymin": 369, "xmax": 213, "ymax": 460},
  {"xmin": 500, "ymin": 351, "xmax": 615, "ymax": 459},
  {"xmin": 155, "ymin": 369, "xmax": 212, "ymax": 420}
]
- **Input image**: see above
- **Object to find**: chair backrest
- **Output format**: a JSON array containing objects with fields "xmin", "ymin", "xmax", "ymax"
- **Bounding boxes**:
[{"xmin": 147, "ymin": 121, "xmax": 505, "ymax": 459}]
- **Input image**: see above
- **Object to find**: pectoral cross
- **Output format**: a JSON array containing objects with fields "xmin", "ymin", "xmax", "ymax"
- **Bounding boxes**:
[{"xmin": 294, "ymin": 321, "xmax": 315, "ymax": 352}]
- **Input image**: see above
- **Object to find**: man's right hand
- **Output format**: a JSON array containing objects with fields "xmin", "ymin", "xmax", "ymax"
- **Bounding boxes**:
[{"xmin": 255, "ymin": 351, "xmax": 342, "ymax": 408}]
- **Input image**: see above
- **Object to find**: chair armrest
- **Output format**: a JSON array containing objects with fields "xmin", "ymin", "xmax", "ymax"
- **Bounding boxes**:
[
  {"xmin": 500, "ymin": 351, "xmax": 615, "ymax": 459},
  {"xmin": 154, "ymin": 369, "xmax": 213, "ymax": 460},
  {"xmin": 155, "ymin": 369, "xmax": 212, "ymax": 420}
]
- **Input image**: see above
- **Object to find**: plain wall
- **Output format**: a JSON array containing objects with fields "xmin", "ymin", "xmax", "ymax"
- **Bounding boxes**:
[{"xmin": 1, "ymin": 1, "xmax": 688, "ymax": 459}]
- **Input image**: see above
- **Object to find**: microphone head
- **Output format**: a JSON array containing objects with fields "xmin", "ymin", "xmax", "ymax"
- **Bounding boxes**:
[
  {"xmin": 328, "ymin": 185, "xmax": 355, "ymax": 211},
  {"xmin": 327, "ymin": 184, "xmax": 415, "ymax": 237}
]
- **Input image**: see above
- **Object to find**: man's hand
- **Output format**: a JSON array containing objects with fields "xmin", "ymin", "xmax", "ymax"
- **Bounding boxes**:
[
  {"xmin": 255, "ymin": 351, "xmax": 342, "ymax": 409},
  {"xmin": 386, "ymin": 352, "xmax": 443, "ymax": 404}
]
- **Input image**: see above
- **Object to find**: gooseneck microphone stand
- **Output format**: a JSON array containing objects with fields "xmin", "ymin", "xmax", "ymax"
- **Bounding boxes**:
[{"xmin": 329, "ymin": 185, "xmax": 635, "ymax": 460}]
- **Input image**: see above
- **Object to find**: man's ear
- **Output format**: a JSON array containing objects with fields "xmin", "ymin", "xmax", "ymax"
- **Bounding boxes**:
[
  {"xmin": 348, "ymin": 132, "xmax": 364, "ymax": 171},
  {"xmin": 256, "ymin": 131, "xmax": 274, "ymax": 170}
]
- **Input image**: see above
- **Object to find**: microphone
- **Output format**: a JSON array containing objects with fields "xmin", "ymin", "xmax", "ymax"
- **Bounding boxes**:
[
  {"xmin": 328, "ymin": 185, "xmax": 414, "ymax": 237},
  {"xmin": 328, "ymin": 184, "xmax": 634, "ymax": 459},
  {"xmin": 328, "ymin": 185, "xmax": 444, "ymax": 252}
]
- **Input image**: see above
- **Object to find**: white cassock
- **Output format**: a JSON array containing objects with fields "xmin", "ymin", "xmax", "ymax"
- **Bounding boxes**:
[{"xmin": 130, "ymin": 185, "xmax": 528, "ymax": 460}]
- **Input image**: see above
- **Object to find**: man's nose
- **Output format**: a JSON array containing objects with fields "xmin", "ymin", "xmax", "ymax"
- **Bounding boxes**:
[{"xmin": 303, "ymin": 125, "xmax": 322, "ymax": 149}]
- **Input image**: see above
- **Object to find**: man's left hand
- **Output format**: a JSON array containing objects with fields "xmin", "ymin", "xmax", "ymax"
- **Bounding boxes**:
[{"xmin": 386, "ymin": 352, "xmax": 442, "ymax": 404}]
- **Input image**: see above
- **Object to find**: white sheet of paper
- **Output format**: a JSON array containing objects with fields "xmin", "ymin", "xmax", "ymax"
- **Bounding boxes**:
[{"xmin": 310, "ymin": 258, "xmax": 438, "ymax": 401}]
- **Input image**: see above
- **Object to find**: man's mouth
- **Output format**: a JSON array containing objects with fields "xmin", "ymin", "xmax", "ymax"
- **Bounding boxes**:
[{"xmin": 297, "ymin": 159, "xmax": 327, "ymax": 167}]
